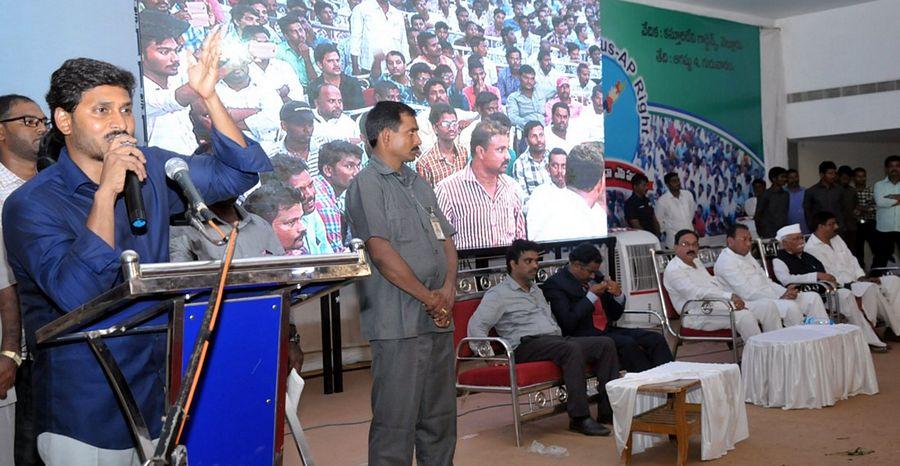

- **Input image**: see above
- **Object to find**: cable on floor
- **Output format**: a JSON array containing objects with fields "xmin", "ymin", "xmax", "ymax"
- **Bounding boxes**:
[{"xmin": 295, "ymin": 402, "xmax": 526, "ymax": 433}]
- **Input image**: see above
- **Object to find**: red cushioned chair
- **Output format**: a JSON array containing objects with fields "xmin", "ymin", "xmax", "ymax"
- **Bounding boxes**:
[
  {"xmin": 650, "ymin": 248, "xmax": 742, "ymax": 362},
  {"xmin": 453, "ymin": 297, "xmax": 594, "ymax": 447}
]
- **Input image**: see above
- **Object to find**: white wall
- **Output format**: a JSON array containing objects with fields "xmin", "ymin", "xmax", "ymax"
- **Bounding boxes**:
[
  {"xmin": 778, "ymin": 0, "xmax": 900, "ymax": 139},
  {"xmin": 796, "ymin": 139, "xmax": 900, "ymax": 188},
  {"xmin": 0, "ymin": 1, "xmax": 145, "ymax": 140}
]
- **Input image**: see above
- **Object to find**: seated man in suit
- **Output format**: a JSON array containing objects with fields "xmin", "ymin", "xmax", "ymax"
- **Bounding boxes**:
[
  {"xmin": 542, "ymin": 242, "xmax": 673, "ymax": 372},
  {"xmin": 468, "ymin": 240, "xmax": 619, "ymax": 436},
  {"xmin": 772, "ymin": 223, "xmax": 888, "ymax": 351}
]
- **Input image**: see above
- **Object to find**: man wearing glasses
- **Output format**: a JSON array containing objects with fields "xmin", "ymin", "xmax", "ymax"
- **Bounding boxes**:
[
  {"xmin": 0, "ymin": 93, "xmax": 47, "ymax": 466},
  {"xmin": 416, "ymin": 104, "xmax": 467, "ymax": 187},
  {"xmin": 663, "ymin": 229, "xmax": 782, "ymax": 339}
]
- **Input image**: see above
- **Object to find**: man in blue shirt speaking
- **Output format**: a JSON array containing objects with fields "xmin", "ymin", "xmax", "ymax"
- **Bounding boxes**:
[{"xmin": 2, "ymin": 30, "xmax": 271, "ymax": 462}]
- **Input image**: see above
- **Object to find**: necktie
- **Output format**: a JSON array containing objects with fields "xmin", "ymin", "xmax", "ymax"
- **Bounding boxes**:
[{"xmin": 584, "ymin": 284, "xmax": 607, "ymax": 331}]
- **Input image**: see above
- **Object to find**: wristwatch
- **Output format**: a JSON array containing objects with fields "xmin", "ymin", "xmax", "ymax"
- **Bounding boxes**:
[{"xmin": 1, "ymin": 350, "xmax": 21, "ymax": 367}]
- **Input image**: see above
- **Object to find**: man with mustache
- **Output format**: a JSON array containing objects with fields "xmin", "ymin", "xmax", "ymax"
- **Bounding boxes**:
[
  {"xmin": 873, "ymin": 155, "xmax": 900, "ymax": 268},
  {"xmin": 435, "ymin": 118, "xmax": 526, "ymax": 249},
  {"xmin": 772, "ymin": 222, "xmax": 888, "ymax": 350},
  {"xmin": 663, "ymin": 230, "xmax": 782, "ymax": 339},
  {"xmin": 267, "ymin": 156, "xmax": 334, "ymax": 255},
  {"xmin": 244, "ymin": 180, "xmax": 308, "ymax": 255},
  {"xmin": 715, "ymin": 224, "xmax": 829, "ymax": 326},
  {"xmin": 345, "ymin": 101, "xmax": 458, "ymax": 464},
  {"xmin": 526, "ymin": 142, "xmax": 607, "ymax": 242},
  {"xmin": 2, "ymin": 30, "xmax": 271, "ymax": 462},
  {"xmin": 416, "ymin": 104, "xmax": 468, "ymax": 187},
  {"xmin": 0, "ymin": 94, "xmax": 47, "ymax": 466}
]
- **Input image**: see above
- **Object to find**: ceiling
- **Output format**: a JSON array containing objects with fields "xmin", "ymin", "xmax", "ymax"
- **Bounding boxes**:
[{"xmin": 632, "ymin": 0, "xmax": 879, "ymax": 21}]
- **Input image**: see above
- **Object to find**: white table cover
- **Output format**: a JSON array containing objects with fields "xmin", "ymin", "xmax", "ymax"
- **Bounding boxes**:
[
  {"xmin": 742, "ymin": 324, "xmax": 878, "ymax": 409},
  {"xmin": 606, "ymin": 362, "xmax": 748, "ymax": 460}
]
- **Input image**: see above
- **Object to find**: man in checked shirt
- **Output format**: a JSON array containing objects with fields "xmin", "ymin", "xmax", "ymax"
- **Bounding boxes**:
[{"xmin": 311, "ymin": 140, "xmax": 362, "ymax": 252}]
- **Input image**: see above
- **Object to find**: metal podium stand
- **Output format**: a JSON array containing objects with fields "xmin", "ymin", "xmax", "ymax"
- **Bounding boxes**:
[{"xmin": 36, "ymin": 240, "xmax": 371, "ymax": 465}]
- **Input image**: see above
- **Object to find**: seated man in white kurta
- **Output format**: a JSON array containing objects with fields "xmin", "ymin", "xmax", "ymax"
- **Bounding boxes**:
[
  {"xmin": 803, "ymin": 211, "xmax": 900, "ymax": 341},
  {"xmin": 772, "ymin": 223, "xmax": 888, "ymax": 350},
  {"xmin": 714, "ymin": 224, "xmax": 829, "ymax": 326},
  {"xmin": 663, "ymin": 229, "xmax": 782, "ymax": 339}
]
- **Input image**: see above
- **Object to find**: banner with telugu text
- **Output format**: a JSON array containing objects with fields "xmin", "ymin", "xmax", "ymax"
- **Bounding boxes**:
[{"xmin": 601, "ymin": 0, "xmax": 763, "ymax": 237}]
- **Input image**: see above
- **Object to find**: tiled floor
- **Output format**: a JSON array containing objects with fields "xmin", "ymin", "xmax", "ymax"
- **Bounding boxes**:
[{"xmin": 283, "ymin": 340, "xmax": 900, "ymax": 465}]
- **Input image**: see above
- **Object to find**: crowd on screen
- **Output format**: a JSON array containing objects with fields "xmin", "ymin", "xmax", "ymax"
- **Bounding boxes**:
[{"xmin": 138, "ymin": 0, "xmax": 606, "ymax": 253}]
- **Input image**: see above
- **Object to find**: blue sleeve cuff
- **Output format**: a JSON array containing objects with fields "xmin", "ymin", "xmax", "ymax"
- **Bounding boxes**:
[
  {"xmin": 72, "ymin": 228, "xmax": 122, "ymax": 276},
  {"xmin": 585, "ymin": 291, "xmax": 599, "ymax": 303}
]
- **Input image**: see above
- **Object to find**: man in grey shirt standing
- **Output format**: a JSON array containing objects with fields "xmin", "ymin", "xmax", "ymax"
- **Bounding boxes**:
[
  {"xmin": 345, "ymin": 101, "xmax": 458, "ymax": 465},
  {"xmin": 468, "ymin": 239, "xmax": 619, "ymax": 436}
]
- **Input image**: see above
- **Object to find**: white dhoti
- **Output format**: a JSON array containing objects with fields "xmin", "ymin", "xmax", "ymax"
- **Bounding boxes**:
[
  {"xmin": 852, "ymin": 276, "xmax": 900, "ymax": 334},
  {"xmin": 683, "ymin": 299, "xmax": 782, "ymax": 339},
  {"xmin": 774, "ymin": 291, "xmax": 828, "ymax": 326},
  {"xmin": 835, "ymin": 288, "xmax": 885, "ymax": 346}
]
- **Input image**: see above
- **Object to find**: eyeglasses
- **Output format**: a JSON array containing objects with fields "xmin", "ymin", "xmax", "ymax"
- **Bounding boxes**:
[
  {"xmin": 438, "ymin": 121, "xmax": 459, "ymax": 129},
  {"xmin": 0, "ymin": 115, "xmax": 51, "ymax": 128},
  {"xmin": 677, "ymin": 241, "xmax": 700, "ymax": 248}
]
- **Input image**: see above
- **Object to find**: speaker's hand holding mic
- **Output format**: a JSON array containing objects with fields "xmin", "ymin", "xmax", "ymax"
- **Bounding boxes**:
[{"xmin": 99, "ymin": 135, "xmax": 148, "ymax": 229}]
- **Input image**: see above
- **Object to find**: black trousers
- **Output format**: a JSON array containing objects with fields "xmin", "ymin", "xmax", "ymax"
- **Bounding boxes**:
[
  {"xmin": 15, "ymin": 359, "xmax": 43, "ymax": 466},
  {"xmin": 603, "ymin": 327, "xmax": 674, "ymax": 373},
  {"xmin": 872, "ymin": 230, "xmax": 900, "ymax": 269},
  {"xmin": 514, "ymin": 335, "xmax": 619, "ymax": 419},
  {"xmin": 852, "ymin": 221, "xmax": 877, "ymax": 269}
]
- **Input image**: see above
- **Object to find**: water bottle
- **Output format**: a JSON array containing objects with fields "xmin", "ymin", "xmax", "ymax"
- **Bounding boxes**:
[{"xmin": 803, "ymin": 316, "xmax": 833, "ymax": 325}]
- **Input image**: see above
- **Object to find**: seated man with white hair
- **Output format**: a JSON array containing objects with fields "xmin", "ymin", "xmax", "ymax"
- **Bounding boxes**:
[
  {"xmin": 715, "ymin": 224, "xmax": 829, "ymax": 326},
  {"xmin": 664, "ymin": 229, "xmax": 783, "ymax": 339},
  {"xmin": 772, "ymin": 223, "xmax": 889, "ymax": 351},
  {"xmin": 803, "ymin": 211, "xmax": 900, "ymax": 342}
]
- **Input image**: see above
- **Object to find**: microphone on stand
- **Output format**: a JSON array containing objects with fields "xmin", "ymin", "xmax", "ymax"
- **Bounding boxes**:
[{"xmin": 165, "ymin": 157, "xmax": 214, "ymax": 222}]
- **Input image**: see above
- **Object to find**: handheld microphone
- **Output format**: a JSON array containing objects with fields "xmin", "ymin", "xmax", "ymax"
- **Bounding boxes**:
[
  {"xmin": 119, "ymin": 141, "xmax": 147, "ymax": 229},
  {"xmin": 165, "ymin": 158, "xmax": 213, "ymax": 221},
  {"xmin": 124, "ymin": 172, "xmax": 147, "ymax": 229}
]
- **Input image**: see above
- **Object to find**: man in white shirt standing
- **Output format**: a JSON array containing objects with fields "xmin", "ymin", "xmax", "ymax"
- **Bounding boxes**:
[
  {"xmin": 664, "ymin": 230, "xmax": 782, "ymax": 339},
  {"xmin": 0, "ymin": 94, "xmax": 47, "ymax": 465},
  {"xmin": 348, "ymin": 0, "xmax": 409, "ymax": 75},
  {"xmin": 772, "ymin": 223, "xmax": 888, "ymax": 350},
  {"xmin": 656, "ymin": 172, "xmax": 697, "ymax": 248},
  {"xmin": 138, "ymin": 10, "xmax": 200, "ymax": 154},
  {"xmin": 715, "ymin": 224, "xmax": 829, "ymax": 326},
  {"xmin": 872, "ymin": 155, "xmax": 900, "ymax": 268},
  {"xmin": 803, "ymin": 212, "xmax": 900, "ymax": 341}
]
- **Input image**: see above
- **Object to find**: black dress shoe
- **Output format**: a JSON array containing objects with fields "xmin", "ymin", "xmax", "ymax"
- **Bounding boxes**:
[
  {"xmin": 569, "ymin": 417, "xmax": 611, "ymax": 436},
  {"xmin": 596, "ymin": 411, "xmax": 614, "ymax": 425},
  {"xmin": 883, "ymin": 328, "xmax": 900, "ymax": 342}
]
